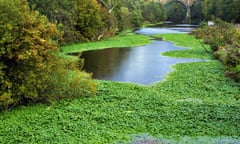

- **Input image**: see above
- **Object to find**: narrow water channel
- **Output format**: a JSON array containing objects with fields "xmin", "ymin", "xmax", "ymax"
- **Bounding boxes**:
[{"xmin": 81, "ymin": 24, "xmax": 204, "ymax": 85}]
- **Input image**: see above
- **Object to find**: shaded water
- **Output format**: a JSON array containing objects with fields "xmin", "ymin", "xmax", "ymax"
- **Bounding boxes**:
[
  {"xmin": 82, "ymin": 41, "xmax": 204, "ymax": 85},
  {"xmin": 81, "ymin": 25, "xmax": 204, "ymax": 85}
]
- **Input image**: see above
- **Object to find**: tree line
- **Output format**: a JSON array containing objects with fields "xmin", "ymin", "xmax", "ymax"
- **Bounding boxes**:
[
  {"xmin": 203, "ymin": 0, "xmax": 240, "ymax": 23},
  {"xmin": 28, "ymin": 0, "xmax": 166, "ymax": 45}
]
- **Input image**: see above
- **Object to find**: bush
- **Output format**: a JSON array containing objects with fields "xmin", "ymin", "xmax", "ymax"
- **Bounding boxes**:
[
  {"xmin": 193, "ymin": 20, "xmax": 240, "ymax": 81},
  {"xmin": 45, "ymin": 59, "xmax": 96, "ymax": 101},
  {"xmin": 28, "ymin": 0, "xmax": 116, "ymax": 44},
  {"xmin": 74, "ymin": 0, "xmax": 104, "ymax": 41},
  {"xmin": 194, "ymin": 20, "xmax": 238, "ymax": 51},
  {"xmin": 0, "ymin": 0, "xmax": 96, "ymax": 110}
]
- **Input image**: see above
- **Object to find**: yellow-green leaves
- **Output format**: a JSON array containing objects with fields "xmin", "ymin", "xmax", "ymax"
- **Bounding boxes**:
[
  {"xmin": 0, "ymin": 0, "xmax": 96, "ymax": 110},
  {"xmin": 0, "ymin": 0, "xmax": 59, "ymax": 109}
]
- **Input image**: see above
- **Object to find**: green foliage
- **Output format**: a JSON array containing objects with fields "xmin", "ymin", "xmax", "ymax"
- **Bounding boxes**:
[
  {"xmin": 115, "ymin": 7, "xmax": 133, "ymax": 31},
  {"xmin": 46, "ymin": 60, "xmax": 97, "ymax": 100},
  {"xmin": 28, "ymin": 0, "xmax": 78, "ymax": 44},
  {"xmin": 29, "ymin": 0, "xmax": 116, "ymax": 44},
  {"xmin": 165, "ymin": 2, "xmax": 186, "ymax": 23},
  {"xmin": 203, "ymin": 0, "xmax": 240, "ymax": 23},
  {"xmin": 131, "ymin": 10, "xmax": 143, "ymax": 27},
  {"xmin": 0, "ymin": 0, "xmax": 96, "ymax": 110},
  {"xmin": 0, "ymin": 61, "xmax": 239, "ymax": 143},
  {"xmin": 154, "ymin": 34, "xmax": 212, "ymax": 59},
  {"xmin": 194, "ymin": 20, "xmax": 238, "ymax": 51},
  {"xmin": 190, "ymin": 1, "xmax": 204, "ymax": 24},
  {"xmin": 28, "ymin": 0, "xmax": 157, "ymax": 45},
  {"xmin": 1, "ymin": 30, "xmax": 240, "ymax": 142},
  {"xmin": 0, "ymin": 0, "xmax": 58, "ymax": 109},
  {"xmin": 127, "ymin": 1, "xmax": 143, "ymax": 27},
  {"xmin": 74, "ymin": 0, "xmax": 105, "ymax": 42},
  {"xmin": 193, "ymin": 20, "xmax": 240, "ymax": 81},
  {"xmin": 142, "ymin": 2, "xmax": 166, "ymax": 23},
  {"xmin": 61, "ymin": 31, "xmax": 152, "ymax": 54}
]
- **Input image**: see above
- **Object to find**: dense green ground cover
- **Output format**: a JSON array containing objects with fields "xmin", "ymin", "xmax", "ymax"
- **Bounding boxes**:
[
  {"xmin": 0, "ymin": 33, "xmax": 239, "ymax": 143},
  {"xmin": 155, "ymin": 34, "xmax": 213, "ymax": 59},
  {"xmin": 61, "ymin": 31, "xmax": 152, "ymax": 54}
]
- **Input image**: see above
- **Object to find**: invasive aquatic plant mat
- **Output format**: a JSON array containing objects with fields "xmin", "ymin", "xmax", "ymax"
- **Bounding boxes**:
[{"xmin": 1, "ymin": 34, "xmax": 239, "ymax": 143}]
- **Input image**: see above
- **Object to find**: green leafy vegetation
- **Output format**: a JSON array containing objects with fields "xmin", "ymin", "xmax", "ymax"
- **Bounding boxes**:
[
  {"xmin": 142, "ymin": 1, "xmax": 166, "ymax": 24},
  {"xmin": 0, "ymin": 63, "xmax": 239, "ymax": 143},
  {"xmin": 165, "ymin": 2, "xmax": 186, "ymax": 23},
  {"xmin": 28, "ymin": 0, "xmax": 167, "ymax": 45},
  {"xmin": 61, "ymin": 31, "xmax": 152, "ymax": 54},
  {"xmin": 0, "ymin": 0, "xmax": 96, "ymax": 110},
  {"xmin": 190, "ymin": 1, "xmax": 204, "ymax": 24},
  {"xmin": 28, "ymin": 0, "xmax": 115, "ymax": 44},
  {"xmin": 1, "ymin": 0, "xmax": 240, "ymax": 143},
  {"xmin": 203, "ymin": 0, "xmax": 240, "ymax": 23},
  {"xmin": 1, "ymin": 32, "xmax": 239, "ymax": 143},
  {"xmin": 154, "ymin": 34, "xmax": 212, "ymax": 59},
  {"xmin": 193, "ymin": 20, "xmax": 240, "ymax": 81}
]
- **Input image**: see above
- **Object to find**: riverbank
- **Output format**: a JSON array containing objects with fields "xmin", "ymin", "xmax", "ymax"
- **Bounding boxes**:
[
  {"xmin": 0, "ymin": 33, "xmax": 239, "ymax": 143},
  {"xmin": 154, "ymin": 34, "xmax": 213, "ymax": 59},
  {"xmin": 61, "ymin": 31, "xmax": 152, "ymax": 53},
  {"xmin": 60, "ymin": 30, "xmax": 152, "ymax": 60}
]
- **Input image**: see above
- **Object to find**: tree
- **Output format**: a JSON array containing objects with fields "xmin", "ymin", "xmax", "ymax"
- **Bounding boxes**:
[
  {"xmin": 191, "ymin": 1, "xmax": 204, "ymax": 24},
  {"xmin": 126, "ymin": 0, "xmax": 143, "ymax": 27},
  {"xmin": 165, "ymin": 2, "xmax": 186, "ymax": 23},
  {"xmin": 0, "ymin": 0, "xmax": 96, "ymax": 110},
  {"xmin": 0, "ymin": 0, "xmax": 59, "ymax": 109},
  {"xmin": 203, "ymin": 0, "xmax": 240, "ymax": 23},
  {"xmin": 98, "ymin": 0, "xmax": 119, "ymax": 13},
  {"xmin": 29, "ymin": 0, "xmax": 113, "ymax": 43},
  {"xmin": 142, "ymin": 2, "xmax": 166, "ymax": 23},
  {"xmin": 74, "ymin": 0, "xmax": 105, "ymax": 41},
  {"xmin": 28, "ymin": 0, "xmax": 79, "ymax": 44}
]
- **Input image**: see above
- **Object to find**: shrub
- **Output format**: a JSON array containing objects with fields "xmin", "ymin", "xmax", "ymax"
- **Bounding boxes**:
[
  {"xmin": 194, "ymin": 20, "xmax": 237, "ymax": 51},
  {"xmin": 0, "ymin": 0, "xmax": 96, "ymax": 110},
  {"xmin": 193, "ymin": 20, "xmax": 240, "ymax": 81},
  {"xmin": 45, "ymin": 58, "xmax": 96, "ymax": 101},
  {"xmin": 74, "ymin": 0, "xmax": 105, "ymax": 42}
]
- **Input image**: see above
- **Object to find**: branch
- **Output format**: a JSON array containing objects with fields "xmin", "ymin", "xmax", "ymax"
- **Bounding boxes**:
[{"xmin": 97, "ymin": 0, "xmax": 118, "ymax": 14}]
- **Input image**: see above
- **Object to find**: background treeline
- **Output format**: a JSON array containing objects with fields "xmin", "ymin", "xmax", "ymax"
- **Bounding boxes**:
[
  {"xmin": 165, "ymin": 0, "xmax": 204, "ymax": 24},
  {"xmin": 203, "ymin": 0, "xmax": 240, "ymax": 23},
  {"xmin": 28, "ymin": 0, "xmax": 166, "ymax": 45}
]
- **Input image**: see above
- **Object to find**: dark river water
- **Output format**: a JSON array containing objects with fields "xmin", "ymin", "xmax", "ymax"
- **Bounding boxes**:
[{"xmin": 81, "ymin": 24, "xmax": 204, "ymax": 85}]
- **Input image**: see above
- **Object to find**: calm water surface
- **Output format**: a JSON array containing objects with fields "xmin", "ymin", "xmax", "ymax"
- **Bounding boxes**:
[
  {"xmin": 135, "ymin": 24, "xmax": 198, "ymax": 35},
  {"xmin": 81, "ymin": 25, "xmax": 204, "ymax": 85}
]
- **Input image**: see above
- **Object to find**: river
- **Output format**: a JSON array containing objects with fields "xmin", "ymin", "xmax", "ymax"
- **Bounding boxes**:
[{"xmin": 81, "ymin": 24, "xmax": 204, "ymax": 85}]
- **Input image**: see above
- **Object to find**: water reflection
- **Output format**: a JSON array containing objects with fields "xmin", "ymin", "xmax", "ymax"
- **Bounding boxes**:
[{"xmin": 81, "ymin": 40, "xmax": 204, "ymax": 85}]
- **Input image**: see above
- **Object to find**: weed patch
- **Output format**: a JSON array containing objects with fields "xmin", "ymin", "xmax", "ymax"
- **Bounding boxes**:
[
  {"xmin": 61, "ymin": 32, "xmax": 152, "ymax": 54},
  {"xmin": 0, "ymin": 33, "xmax": 239, "ymax": 143},
  {"xmin": 154, "ymin": 34, "xmax": 213, "ymax": 59}
]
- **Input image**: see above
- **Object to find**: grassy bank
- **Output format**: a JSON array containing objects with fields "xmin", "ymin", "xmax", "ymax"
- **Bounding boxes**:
[
  {"xmin": 61, "ymin": 31, "xmax": 152, "ymax": 54},
  {"xmin": 155, "ymin": 34, "xmax": 213, "ymax": 59},
  {"xmin": 0, "ymin": 33, "xmax": 239, "ymax": 143}
]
